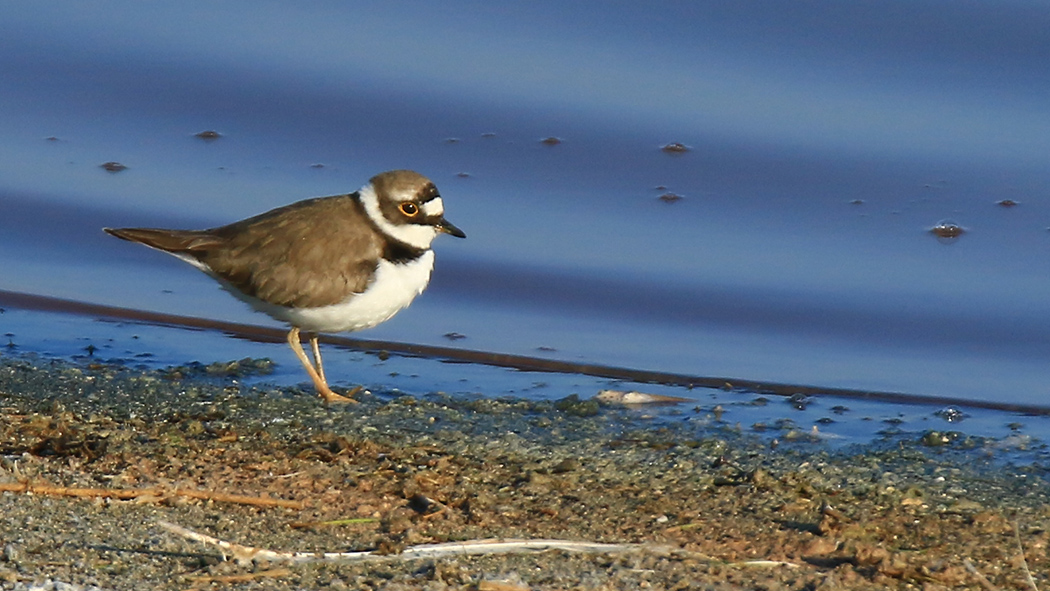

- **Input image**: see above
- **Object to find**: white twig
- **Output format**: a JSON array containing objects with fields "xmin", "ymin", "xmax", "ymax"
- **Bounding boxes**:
[
  {"xmin": 729, "ymin": 560, "xmax": 800, "ymax": 568},
  {"xmin": 157, "ymin": 520, "xmax": 663, "ymax": 566},
  {"xmin": 1014, "ymin": 522, "xmax": 1039, "ymax": 591},
  {"xmin": 963, "ymin": 559, "xmax": 999, "ymax": 591}
]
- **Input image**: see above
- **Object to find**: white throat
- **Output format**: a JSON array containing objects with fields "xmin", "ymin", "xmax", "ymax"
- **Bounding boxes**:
[{"xmin": 359, "ymin": 183, "xmax": 439, "ymax": 250}]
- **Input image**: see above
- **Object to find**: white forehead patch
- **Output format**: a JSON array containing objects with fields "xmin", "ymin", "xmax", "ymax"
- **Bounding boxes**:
[{"xmin": 421, "ymin": 197, "xmax": 444, "ymax": 217}]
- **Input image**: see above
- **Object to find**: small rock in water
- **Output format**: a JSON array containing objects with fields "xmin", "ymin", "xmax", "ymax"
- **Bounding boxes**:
[
  {"xmin": 930, "ymin": 220, "xmax": 965, "ymax": 240},
  {"xmin": 661, "ymin": 142, "xmax": 690, "ymax": 154},
  {"xmin": 933, "ymin": 406, "xmax": 967, "ymax": 423}
]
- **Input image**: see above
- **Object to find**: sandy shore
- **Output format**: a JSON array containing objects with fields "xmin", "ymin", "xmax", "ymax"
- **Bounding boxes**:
[{"xmin": 1, "ymin": 354, "xmax": 1048, "ymax": 590}]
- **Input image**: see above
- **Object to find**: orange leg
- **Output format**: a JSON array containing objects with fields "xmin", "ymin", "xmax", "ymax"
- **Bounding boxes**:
[
  {"xmin": 286, "ymin": 327, "xmax": 358, "ymax": 404},
  {"xmin": 309, "ymin": 334, "xmax": 328, "ymax": 384}
]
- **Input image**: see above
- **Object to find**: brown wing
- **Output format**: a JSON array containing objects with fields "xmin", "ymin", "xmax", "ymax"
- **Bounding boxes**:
[
  {"xmin": 104, "ymin": 226, "xmax": 223, "ymax": 253},
  {"xmin": 109, "ymin": 194, "xmax": 384, "ymax": 308}
]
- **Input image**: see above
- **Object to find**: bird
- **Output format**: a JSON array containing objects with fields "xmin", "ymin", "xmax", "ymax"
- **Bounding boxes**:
[{"xmin": 105, "ymin": 169, "xmax": 465, "ymax": 403}]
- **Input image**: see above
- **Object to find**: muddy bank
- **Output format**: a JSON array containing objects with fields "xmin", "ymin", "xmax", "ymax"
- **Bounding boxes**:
[{"xmin": 1, "ymin": 354, "xmax": 1048, "ymax": 590}]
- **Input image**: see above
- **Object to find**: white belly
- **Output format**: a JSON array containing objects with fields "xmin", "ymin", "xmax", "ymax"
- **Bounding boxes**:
[{"xmin": 221, "ymin": 252, "xmax": 435, "ymax": 334}]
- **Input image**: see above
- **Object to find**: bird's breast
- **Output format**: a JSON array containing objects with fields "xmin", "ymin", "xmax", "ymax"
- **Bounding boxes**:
[{"xmin": 265, "ymin": 251, "xmax": 436, "ymax": 333}]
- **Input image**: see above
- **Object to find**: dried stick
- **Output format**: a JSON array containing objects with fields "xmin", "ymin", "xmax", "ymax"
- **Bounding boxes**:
[
  {"xmin": 0, "ymin": 481, "xmax": 304, "ymax": 509},
  {"xmin": 963, "ymin": 559, "xmax": 999, "ymax": 591},
  {"xmin": 157, "ymin": 520, "xmax": 660, "ymax": 566},
  {"xmin": 187, "ymin": 568, "xmax": 293, "ymax": 584},
  {"xmin": 1014, "ymin": 522, "xmax": 1039, "ymax": 591}
]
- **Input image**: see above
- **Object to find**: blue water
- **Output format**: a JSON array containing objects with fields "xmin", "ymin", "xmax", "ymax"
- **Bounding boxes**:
[{"xmin": 2, "ymin": 1, "xmax": 1050, "ymax": 409}]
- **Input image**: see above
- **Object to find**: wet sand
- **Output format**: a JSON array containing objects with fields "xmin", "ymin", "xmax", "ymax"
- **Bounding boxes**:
[{"xmin": 1, "ymin": 354, "xmax": 1048, "ymax": 590}]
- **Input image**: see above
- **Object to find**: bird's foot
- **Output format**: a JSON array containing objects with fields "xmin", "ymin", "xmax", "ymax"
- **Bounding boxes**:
[{"xmin": 318, "ymin": 385, "xmax": 362, "ymax": 404}]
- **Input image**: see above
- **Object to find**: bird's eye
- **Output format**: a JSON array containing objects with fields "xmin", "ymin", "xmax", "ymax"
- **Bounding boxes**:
[{"xmin": 399, "ymin": 203, "xmax": 419, "ymax": 216}]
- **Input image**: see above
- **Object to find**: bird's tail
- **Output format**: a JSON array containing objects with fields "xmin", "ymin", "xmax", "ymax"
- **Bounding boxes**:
[{"xmin": 104, "ymin": 227, "xmax": 220, "ymax": 254}]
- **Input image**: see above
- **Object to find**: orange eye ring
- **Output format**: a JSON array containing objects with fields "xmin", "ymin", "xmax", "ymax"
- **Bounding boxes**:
[{"xmin": 399, "ymin": 203, "xmax": 419, "ymax": 216}]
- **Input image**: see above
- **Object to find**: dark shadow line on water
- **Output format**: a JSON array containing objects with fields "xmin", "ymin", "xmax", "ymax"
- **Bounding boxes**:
[{"xmin": 2, "ymin": 289, "xmax": 1048, "ymax": 416}]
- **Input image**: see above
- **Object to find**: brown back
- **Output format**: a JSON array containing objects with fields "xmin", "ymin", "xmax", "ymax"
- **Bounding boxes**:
[{"xmin": 106, "ymin": 194, "xmax": 386, "ymax": 308}]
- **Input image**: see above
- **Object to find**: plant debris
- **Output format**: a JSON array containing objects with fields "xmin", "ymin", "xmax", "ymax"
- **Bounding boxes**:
[{"xmin": 0, "ymin": 355, "xmax": 1048, "ymax": 590}]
